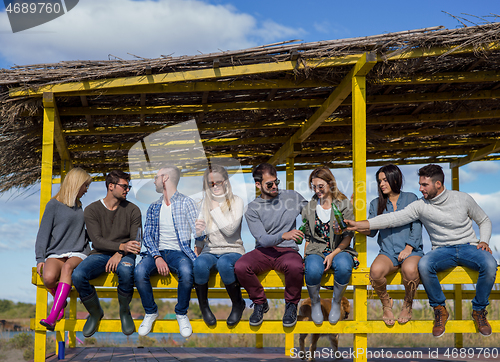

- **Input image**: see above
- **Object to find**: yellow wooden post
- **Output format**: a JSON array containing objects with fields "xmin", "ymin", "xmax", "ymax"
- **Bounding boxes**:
[
  {"xmin": 285, "ymin": 157, "xmax": 295, "ymax": 355},
  {"xmin": 60, "ymin": 159, "xmax": 71, "ymax": 183},
  {"xmin": 286, "ymin": 157, "xmax": 295, "ymax": 190},
  {"xmin": 451, "ymin": 166, "xmax": 463, "ymax": 348},
  {"xmin": 40, "ymin": 93, "xmax": 56, "ymax": 219},
  {"xmin": 352, "ymin": 66, "xmax": 368, "ymax": 362},
  {"xmin": 34, "ymin": 93, "xmax": 56, "ymax": 362},
  {"xmin": 68, "ymin": 295, "xmax": 77, "ymax": 347},
  {"xmin": 256, "ymin": 333, "xmax": 263, "ymax": 348}
]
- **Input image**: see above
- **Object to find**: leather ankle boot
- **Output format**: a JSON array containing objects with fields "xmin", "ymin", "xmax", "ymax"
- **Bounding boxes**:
[{"xmin": 432, "ymin": 305, "xmax": 449, "ymax": 338}]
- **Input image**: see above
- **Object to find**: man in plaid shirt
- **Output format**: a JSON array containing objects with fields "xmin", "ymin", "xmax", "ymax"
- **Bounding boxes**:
[{"xmin": 134, "ymin": 166, "xmax": 203, "ymax": 338}]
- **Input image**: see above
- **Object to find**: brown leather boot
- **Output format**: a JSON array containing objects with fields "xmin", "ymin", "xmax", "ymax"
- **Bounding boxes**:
[
  {"xmin": 432, "ymin": 305, "xmax": 449, "ymax": 338},
  {"xmin": 398, "ymin": 276, "xmax": 419, "ymax": 324},
  {"xmin": 370, "ymin": 276, "xmax": 394, "ymax": 326},
  {"xmin": 472, "ymin": 309, "xmax": 492, "ymax": 337}
]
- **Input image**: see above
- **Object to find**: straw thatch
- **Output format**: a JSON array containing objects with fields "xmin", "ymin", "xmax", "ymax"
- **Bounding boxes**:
[{"xmin": 1, "ymin": 21, "xmax": 500, "ymax": 192}]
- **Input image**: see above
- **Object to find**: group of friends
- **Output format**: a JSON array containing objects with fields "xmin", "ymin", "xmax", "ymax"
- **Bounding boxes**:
[{"xmin": 35, "ymin": 162, "xmax": 497, "ymax": 340}]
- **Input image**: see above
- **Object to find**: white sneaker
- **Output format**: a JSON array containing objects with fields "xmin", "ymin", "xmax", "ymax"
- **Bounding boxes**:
[
  {"xmin": 176, "ymin": 314, "xmax": 192, "ymax": 338},
  {"xmin": 138, "ymin": 312, "xmax": 159, "ymax": 336}
]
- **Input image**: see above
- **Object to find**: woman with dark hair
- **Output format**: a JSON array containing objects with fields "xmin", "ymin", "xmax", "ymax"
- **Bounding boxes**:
[
  {"xmin": 35, "ymin": 167, "xmax": 92, "ymax": 330},
  {"xmin": 302, "ymin": 166, "xmax": 357, "ymax": 325},
  {"xmin": 362, "ymin": 164, "xmax": 423, "ymax": 325},
  {"xmin": 193, "ymin": 164, "xmax": 246, "ymax": 326}
]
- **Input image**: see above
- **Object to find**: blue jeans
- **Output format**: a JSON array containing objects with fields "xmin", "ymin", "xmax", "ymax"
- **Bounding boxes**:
[
  {"xmin": 418, "ymin": 244, "xmax": 498, "ymax": 310},
  {"xmin": 304, "ymin": 252, "xmax": 354, "ymax": 286},
  {"xmin": 72, "ymin": 253, "xmax": 136, "ymax": 299},
  {"xmin": 134, "ymin": 250, "xmax": 193, "ymax": 315},
  {"xmin": 193, "ymin": 252, "xmax": 242, "ymax": 285}
]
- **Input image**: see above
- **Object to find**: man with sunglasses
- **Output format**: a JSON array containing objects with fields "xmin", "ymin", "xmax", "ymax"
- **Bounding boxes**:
[
  {"xmin": 72, "ymin": 170, "xmax": 142, "ymax": 337},
  {"xmin": 134, "ymin": 165, "xmax": 204, "ymax": 338},
  {"xmin": 235, "ymin": 163, "xmax": 308, "ymax": 327}
]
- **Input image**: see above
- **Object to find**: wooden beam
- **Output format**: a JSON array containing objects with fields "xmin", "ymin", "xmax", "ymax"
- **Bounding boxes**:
[
  {"xmin": 23, "ymin": 79, "xmax": 335, "ymax": 98},
  {"xmin": 57, "ymin": 99, "xmax": 323, "ymax": 116},
  {"xmin": 375, "ymin": 70, "xmax": 500, "ymax": 85},
  {"xmin": 9, "ymin": 54, "xmax": 364, "ymax": 97},
  {"xmin": 10, "ymin": 42, "xmax": 500, "ymax": 98},
  {"xmin": 268, "ymin": 52, "xmax": 377, "ymax": 165},
  {"xmin": 450, "ymin": 141, "xmax": 500, "ymax": 168}
]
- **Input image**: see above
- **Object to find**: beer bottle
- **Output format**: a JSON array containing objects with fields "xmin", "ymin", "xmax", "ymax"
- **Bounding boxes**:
[
  {"xmin": 296, "ymin": 218, "xmax": 308, "ymax": 244},
  {"xmin": 331, "ymin": 202, "xmax": 347, "ymax": 231}
]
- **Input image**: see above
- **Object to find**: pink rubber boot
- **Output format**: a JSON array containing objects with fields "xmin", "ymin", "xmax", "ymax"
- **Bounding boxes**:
[
  {"xmin": 41, "ymin": 283, "xmax": 71, "ymax": 331},
  {"xmin": 49, "ymin": 287, "xmax": 67, "ymax": 321}
]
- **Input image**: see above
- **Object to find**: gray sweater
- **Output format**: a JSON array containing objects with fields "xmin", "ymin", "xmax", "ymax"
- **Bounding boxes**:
[
  {"xmin": 369, "ymin": 188, "xmax": 491, "ymax": 248},
  {"xmin": 35, "ymin": 198, "xmax": 89, "ymax": 264},
  {"xmin": 245, "ymin": 190, "xmax": 307, "ymax": 250}
]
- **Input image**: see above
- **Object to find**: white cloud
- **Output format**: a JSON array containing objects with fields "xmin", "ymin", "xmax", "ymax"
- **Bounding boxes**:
[
  {"xmin": 0, "ymin": 0, "xmax": 302, "ymax": 66},
  {"xmin": 466, "ymin": 161, "xmax": 500, "ymax": 174}
]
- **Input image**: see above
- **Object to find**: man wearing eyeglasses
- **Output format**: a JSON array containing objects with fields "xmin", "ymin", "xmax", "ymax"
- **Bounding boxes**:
[
  {"xmin": 235, "ymin": 163, "xmax": 308, "ymax": 327},
  {"xmin": 134, "ymin": 166, "xmax": 204, "ymax": 338},
  {"xmin": 72, "ymin": 170, "xmax": 142, "ymax": 337}
]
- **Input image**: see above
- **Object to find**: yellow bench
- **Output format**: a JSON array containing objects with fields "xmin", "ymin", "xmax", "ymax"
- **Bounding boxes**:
[{"xmin": 31, "ymin": 266, "xmax": 500, "ymax": 362}]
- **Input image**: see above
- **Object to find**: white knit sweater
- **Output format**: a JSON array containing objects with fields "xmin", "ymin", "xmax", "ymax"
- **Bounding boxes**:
[
  {"xmin": 196, "ymin": 195, "xmax": 245, "ymax": 255},
  {"xmin": 368, "ymin": 188, "xmax": 491, "ymax": 248}
]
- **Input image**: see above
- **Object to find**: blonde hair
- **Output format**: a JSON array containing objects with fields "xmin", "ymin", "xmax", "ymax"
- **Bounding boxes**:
[
  {"xmin": 201, "ymin": 165, "xmax": 235, "ymax": 230},
  {"xmin": 308, "ymin": 166, "xmax": 347, "ymax": 201},
  {"xmin": 54, "ymin": 167, "xmax": 92, "ymax": 207}
]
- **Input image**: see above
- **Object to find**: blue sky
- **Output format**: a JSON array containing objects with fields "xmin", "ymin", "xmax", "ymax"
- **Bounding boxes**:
[{"xmin": 0, "ymin": 0, "xmax": 499, "ymax": 303}]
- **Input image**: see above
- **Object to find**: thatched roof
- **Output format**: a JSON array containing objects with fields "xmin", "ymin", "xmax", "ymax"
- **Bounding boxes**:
[{"xmin": 1, "ymin": 22, "xmax": 500, "ymax": 191}]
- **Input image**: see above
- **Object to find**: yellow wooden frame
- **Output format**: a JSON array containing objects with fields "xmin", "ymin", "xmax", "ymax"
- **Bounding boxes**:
[{"xmin": 32, "ymin": 51, "xmax": 500, "ymax": 362}]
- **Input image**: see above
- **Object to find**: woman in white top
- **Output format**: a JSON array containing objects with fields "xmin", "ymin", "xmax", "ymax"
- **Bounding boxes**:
[{"xmin": 194, "ymin": 164, "xmax": 246, "ymax": 326}]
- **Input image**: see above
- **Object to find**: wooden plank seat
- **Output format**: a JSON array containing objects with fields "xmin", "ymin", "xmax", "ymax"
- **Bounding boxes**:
[{"xmin": 31, "ymin": 266, "xmax": 500, "ymax": 362}]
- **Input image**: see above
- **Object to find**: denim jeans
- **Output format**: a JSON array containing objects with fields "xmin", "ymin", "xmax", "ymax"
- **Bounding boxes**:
[
  {"xmin": 193, "ymin": 252, "xmax": 242, "ymax": 285},
  {"xmin": 134, "ymin": 250, "xmax": 193, "ymax": 315},
  {"xmin": 72, "ymin": 253, "xmax": 136, "ymax": 299},
  {"xmin": 304, "ymin": 252, "xmax": 354, "ymax": 286},
  {"xmin": 418, "ymin": 244, "xmax": 498, "ymax": 310}
]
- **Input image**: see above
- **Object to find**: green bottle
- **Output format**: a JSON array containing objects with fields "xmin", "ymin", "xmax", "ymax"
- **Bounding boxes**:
[
  {"xmin": 331, "ymin": 202, "xmax": 347, "ymax": 231},
  {"xmin": 296, "ymin": 218, "xmax": 308, "ymax": 244}
]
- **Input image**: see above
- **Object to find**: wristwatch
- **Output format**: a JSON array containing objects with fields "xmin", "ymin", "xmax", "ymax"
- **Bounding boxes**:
[{"xmin": 118, "ymin": 250, "xmax": 126, "ymax": 256}]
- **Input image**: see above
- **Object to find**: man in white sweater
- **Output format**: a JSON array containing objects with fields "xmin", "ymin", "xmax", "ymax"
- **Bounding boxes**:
[{"xmin": 346, "ymin": 164, "xmax": 497, "ymax": 338}]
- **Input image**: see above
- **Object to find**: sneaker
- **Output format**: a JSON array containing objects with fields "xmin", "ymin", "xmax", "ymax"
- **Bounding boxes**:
[
  {"xmin": 138, "ymin": 312, "xmax": 159, "ymax": 336},
  {"xmin": 283, "ymin": 302, "xmax": 298, "ymax": 327},
  {"xmin": 249, "ymin": 301, "xmax": 269, "ymax": 326},
  {"xmin": 432, "ymin": 305, "xmax": 449, "ymax": 338},
  {"xmin": 472, "ymin": 309, "xmax": 492, "ymax": 337},
  {"xmin": 176, "ymin": 314, "xmax": 192, "ymax": 338}
]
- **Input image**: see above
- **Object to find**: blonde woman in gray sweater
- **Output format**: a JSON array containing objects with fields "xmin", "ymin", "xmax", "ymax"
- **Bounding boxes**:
[
  {"xmin": 194, "ymin": 164, "xmax": 246, "ymax": 326},
  {"xmin": 35, "ymin": 167, "xmax": 92, "ymax": 330}
]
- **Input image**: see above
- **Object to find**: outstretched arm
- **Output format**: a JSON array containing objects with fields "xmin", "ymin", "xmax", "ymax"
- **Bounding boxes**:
[{"xmin": 344, "ymin": 219, "xmax": 371, "ymax": 233}]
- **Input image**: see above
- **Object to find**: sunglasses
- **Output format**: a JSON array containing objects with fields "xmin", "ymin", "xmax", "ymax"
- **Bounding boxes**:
[
  {"xmin": 311, "ymin": 184, "xmax": 327, "ymax": 190},
  {"xmin": 210, "ymin": 180, "xmax": 225, "ymax": 188},
  {"xmin": 264, "ymin": 179, "xmax": 280, "ymax": 188},
  {"xmin": 115, "ymin": 183, "xmax": 131, "ymax": 190}
]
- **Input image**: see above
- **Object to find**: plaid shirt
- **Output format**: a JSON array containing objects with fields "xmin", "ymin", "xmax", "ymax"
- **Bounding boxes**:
[{"xmin": 143, "ymin": 191, "xmax": 202, "ymax": 261}]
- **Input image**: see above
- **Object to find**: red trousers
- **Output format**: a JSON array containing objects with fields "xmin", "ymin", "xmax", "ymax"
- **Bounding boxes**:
[{"xmin": 234, "ymin": 246, "xmax": 304, "ymax": 304}]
